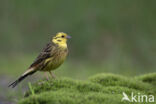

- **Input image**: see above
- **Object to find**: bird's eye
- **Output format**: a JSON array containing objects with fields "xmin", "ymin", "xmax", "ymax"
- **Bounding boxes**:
[{"xmin": 62, "ymin": 35, "xmax": 65, "ymax": 38}]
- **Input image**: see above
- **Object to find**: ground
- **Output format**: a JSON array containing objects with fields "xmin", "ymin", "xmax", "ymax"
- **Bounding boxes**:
[{"xmin": 19, "ymin": 73, "xmax": 156, "ymax": 104}]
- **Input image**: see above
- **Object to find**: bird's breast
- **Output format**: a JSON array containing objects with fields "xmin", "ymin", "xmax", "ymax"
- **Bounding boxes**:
[{"xmin": 42, "ymin": 48, "xmax": 68, "ymax": 71}]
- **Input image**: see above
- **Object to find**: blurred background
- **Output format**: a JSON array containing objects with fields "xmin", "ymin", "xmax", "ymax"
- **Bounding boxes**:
[{"xmin": 0, "ymin": 0, "xmax": 156, "ymax": 104}]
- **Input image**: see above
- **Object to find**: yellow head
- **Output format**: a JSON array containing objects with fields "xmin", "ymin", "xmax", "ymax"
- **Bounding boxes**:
[{"xmin": 52, "ymin": 32, "xmax": 71, "ymax": 48}]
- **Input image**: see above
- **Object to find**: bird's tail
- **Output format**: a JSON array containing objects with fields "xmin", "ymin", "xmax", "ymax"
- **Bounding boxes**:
[{"xmin": 8, "ymin": 68, "xmax": 36, "ymax": 88}]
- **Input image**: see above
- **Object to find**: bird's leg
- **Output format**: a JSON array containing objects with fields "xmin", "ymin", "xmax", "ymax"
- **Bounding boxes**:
[
  {"xmin": 49, "ymin": 71, "xmax": 56, "ymax": 79},
  {"xmin": 38, "ymin": 72, "xmax": 49, "ymax": 85},
  {"xmin": 44, "ymin": 72, "xmax": 49, "ymax": 80}
]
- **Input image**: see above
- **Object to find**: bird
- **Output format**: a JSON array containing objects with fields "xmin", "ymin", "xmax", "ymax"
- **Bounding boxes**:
[{"xmin": 8, "ymin": 32, "xmax": 71, "ymax": 88}]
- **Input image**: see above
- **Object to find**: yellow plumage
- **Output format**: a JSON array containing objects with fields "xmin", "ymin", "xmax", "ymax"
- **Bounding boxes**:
[
  {"xmin": 43, "ymin": 48, "xmax": 68, "ymax": 71},
  {"xmin": 9, "ymin": 32, "xmax": 71, "ymax": 88}
]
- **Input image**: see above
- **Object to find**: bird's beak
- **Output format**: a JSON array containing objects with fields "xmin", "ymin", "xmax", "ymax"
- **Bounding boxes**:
[{"xmin": 67, "ymin": 35, "xmax": 71, "ymax": 39}]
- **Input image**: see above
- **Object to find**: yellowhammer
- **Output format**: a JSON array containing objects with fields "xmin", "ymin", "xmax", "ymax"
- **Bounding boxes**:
[{"xmin": 9, "ymin": 32, "xmax": 71, "ymax": 88}]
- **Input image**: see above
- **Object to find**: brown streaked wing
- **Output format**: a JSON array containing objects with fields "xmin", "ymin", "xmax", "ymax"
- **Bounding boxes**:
[{"xmin": 29, "ymin": 42, "xmax": 56, "ymax": 68}]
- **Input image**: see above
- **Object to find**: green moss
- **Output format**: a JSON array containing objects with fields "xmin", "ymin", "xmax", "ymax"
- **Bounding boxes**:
[
  {"xmin": 89, "ymin": 73, "xmax": 155, "ymax": 94},
  {"xmin": 19, "ymin": 73, "xmax": 156, "ymax": 104},
  {"xmin": 135, "ymin": 73, "xmax": 156, "ymax": 86}
]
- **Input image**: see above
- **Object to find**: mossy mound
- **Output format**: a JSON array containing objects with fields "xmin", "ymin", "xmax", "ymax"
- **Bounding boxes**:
[
  {"xmin": 19, "ymin": 73, "xmax": 156, "ymax": 104},
  {"xmin": 135, "ymin": 73, "xmax": 156, "ymax": 86}
]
